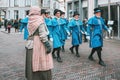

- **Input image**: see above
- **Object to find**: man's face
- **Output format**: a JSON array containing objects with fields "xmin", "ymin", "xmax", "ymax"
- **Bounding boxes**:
[
  {"xmin": 95, "ymin": 12, "xmax": 101, "ymax": 17},
  {"xmin": 56, "ymin": 12, "xmax": 61, "ymax": 18}
]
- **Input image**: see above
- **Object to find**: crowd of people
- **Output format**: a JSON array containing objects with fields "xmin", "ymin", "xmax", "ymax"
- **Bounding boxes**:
[
  {"xmin": 1, "ymin": 6, "xmax": 112, "ymax": 80},
  {"xmin": 24, "ymin": 6, "xmax": 112, "ymax": 80}
]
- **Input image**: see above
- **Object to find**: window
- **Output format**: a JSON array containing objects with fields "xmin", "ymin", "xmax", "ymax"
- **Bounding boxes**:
[
  {"xmin": 14, "ymin": 10, "xmax": 19, "ymax": 19},
  {"xmin": 25, "ymin": 0, "xmax": 31, "ymax": 7},
  {"xmin": 14, "ymin": 0, "xmax": 19, "ymax": 7}
]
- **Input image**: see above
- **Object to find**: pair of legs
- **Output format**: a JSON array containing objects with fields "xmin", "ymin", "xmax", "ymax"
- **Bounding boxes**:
[
  {"xmin": 88, "ymin": 47, "xmax": 106, "ymax": 66},
  {"xmin": 70, "ymin": 45, "xmax": 80, "ymax": 57},
  {"xmin": 52, "ymin": 47, "xmax": 62, "ymax": 62}
]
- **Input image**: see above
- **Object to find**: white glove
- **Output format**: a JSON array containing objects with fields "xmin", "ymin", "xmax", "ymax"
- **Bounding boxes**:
[
  {"xmin": 81, "ymin": 31, "xmax": 84, "ymax": 34},
  {"xmin": 50, "ymin": 38, "xmax": 53, "ymax": 42},
  {"xmin": 86, "ymin": 36, "xmax": 90, "ymax": 40},
  {"xmin": 67, "ymin": 31, "xmax": 70, "ymax": 36},
  {"xmin": 85, "ymin": 32, "xmax": 88, "ymax": 35}
]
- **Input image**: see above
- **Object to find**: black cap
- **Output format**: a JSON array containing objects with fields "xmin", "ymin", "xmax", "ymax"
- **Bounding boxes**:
[
  {"xmin": 94, "ymin": 8, "xmax": 102, "ymax": 14},
  {"xmin": 73, "ymin": 11, "xmax": 80, "ymax": 17},
  {"xmin": 54, "ymin": 9, "xmax": 61, "ymax": 15}
]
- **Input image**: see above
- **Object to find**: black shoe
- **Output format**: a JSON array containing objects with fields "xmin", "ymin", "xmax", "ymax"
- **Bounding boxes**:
[
  {"xmin": 69, "ymin": 48, "xmax": 74, "ymax": 54},
  {"xmin": 57, "ymin": 57, "xmax": 63, "ymax": 63},
  {"xmin": 76, "ymin": 53, "xmax": 80, "ymax": 57},
  {"xmin": 52, "ymin": 54, "xmax": 56, "ymax": 59},
  {"xmin": 88, "ymin": 56, "xmax": 95, "ymax": 61},
  {"xmin": 99, "ymin": 61, "xmax": 106, "ymax": 67}
]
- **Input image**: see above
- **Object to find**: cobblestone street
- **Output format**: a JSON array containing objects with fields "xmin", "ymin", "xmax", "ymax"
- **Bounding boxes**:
[{"xmin": 0, "ymin": 28, "xmax": 120, "ymax": 80}]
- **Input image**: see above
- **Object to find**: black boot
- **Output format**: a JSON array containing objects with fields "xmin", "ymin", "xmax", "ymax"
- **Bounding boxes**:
[
  {"xmin": 88, "ymin": 56, "xmax": 95, "ymax": 61},
  {"xmin": 88, "ymin": 48, "xmax": 96, "ymax": 61},
  {"xmin": 52, "ymin": 48, "xmax": 57, "ymax": 59},
  {"xmin": 99, "ymin": 60, "xmax": 106, "ymax": 66},
  {"xmin": 69, "ymin": 46, "xmax": 74, "ymax": 54},
  {"xmin": 62, "ymin": 46, "xmax": 65, "ymax": 52},
  {"xmin": 56, "ymin": 48, "xmax": 62, "ymax": 62},
  {"xmin": 75, "ymin": 45, "xmax": 80, "ymax": 57},
  {"xmin": 97, "ymin": 47, "xmax": 106, "ymax": 66}
]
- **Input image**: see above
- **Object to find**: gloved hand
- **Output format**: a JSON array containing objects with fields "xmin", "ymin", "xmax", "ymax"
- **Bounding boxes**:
[
  {"xmin": 85, "ymin": 32, "xmax": 88, "ymax": 35},
  {"xmin": 43, "ymin": 41, "xmax": 52, "ymax": 54},
  {"xmin": 81, "ymin": 31, "xmax": 84, "ymax": 34},
  {"xmin": 108, "ymin": 29, "xmax": 111, "ymax": 34},
  {"xmin": 86, "ymin": 36, "xmax": 90, "ymax": 40},
  {"xmin": 50, "ymin": 38, "xmax": 53, "ymax": 42}
]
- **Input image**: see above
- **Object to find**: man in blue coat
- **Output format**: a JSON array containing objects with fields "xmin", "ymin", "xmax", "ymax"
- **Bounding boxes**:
[
  {"xmin": 87, "ymin": 8, "xmax": 111, "ymax": 66},
  {"xmin": 60, "ymin": 11, "xmax": 70, "ymax": 52},
  {"xmin": 68, "ymin": 12, "xmax": 85, "ymax": 57},
  {"xmin": 45, "ymin": 12, "xmax": 53, "ymax": 40}
]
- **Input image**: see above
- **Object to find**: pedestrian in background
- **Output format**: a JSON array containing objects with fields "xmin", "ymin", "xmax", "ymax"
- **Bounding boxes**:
[
  {"xmin": 68, "ymin": 12, "xmax": 85, "ymax": 57},
  {"xmin": 0, "ymin": 19, "xmax": 3, "ymax": 28},
  {"xmin": 25, "ymin": 6, "xmax": 53, "ymax": 80},
  {"xmin": 7, "ymin": 20, "xmax": 12, "ymax": 33},
  {"xmin": 87, "ymin": 8, "xmax": 111, "ymax": 66},
  {"xmin": 13, "ymin": 19, "xmax": 19, "ymax": 32},
  {"xmin": 83, "ymin": 18, "xmax": 88, "ymax": 42},
  {"xmin": 4, "ymin": 19, "xmax": 8, "ymax": 31}
]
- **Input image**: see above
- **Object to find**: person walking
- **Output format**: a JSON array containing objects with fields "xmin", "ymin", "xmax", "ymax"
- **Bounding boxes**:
[
  {"xmin": 51, "ymin": 9, "xmax": 65, "ymax": 62},
  {"xmin": 60, "ymin": 11, "xmax": 70, "ymax": 52},
  {"xmin": 68, "ymin": 12, "xmax": 85, "ymax": 57},
  {"xmin": 45, "ymin": 12, "xmax": 53, "ymax": 41},
  {"xmin": 20, "ymin": 17, "xmax": 29, "ymax": 40},
  {"xmin": 87, "ymin": 8, "xmax": 111, "ymax": 66},
  {"xmin": 25, "ymin": 6, "xmax": 53, "ymax": 80}
]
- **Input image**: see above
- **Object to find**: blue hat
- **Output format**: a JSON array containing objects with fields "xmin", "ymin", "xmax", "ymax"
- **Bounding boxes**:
[{"xmin": 94, "ymin": 8, "xmax": 102, "ymax": 14}]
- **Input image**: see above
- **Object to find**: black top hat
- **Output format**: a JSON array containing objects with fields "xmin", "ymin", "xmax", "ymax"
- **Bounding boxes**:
[
  {"xmin": 73, "ymin": 11, "xmax": 80, "ymax": 17},
  {"xmin": 54, "ymin": 9, "xmax": 61, "ymax": 15},
  {"xmin": 94, "ymin": 8, "xmax": 102, "ymax": 14}
]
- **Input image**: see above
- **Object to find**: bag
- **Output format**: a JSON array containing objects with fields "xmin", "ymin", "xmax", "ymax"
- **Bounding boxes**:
[{"xmin": 25, "ymin": 36, "xmax": 34, "ymax": 49}]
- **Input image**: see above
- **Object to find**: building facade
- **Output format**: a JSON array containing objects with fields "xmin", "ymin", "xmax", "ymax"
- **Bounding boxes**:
[{"xmin": 0, "ymin": 0, "xmax": 63, "ymax": 20}]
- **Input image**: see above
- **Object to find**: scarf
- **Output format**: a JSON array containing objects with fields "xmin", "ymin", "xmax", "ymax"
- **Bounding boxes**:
[{"xmin": 28, "ymin": 6, "xmax": 44, "ymax": 36}]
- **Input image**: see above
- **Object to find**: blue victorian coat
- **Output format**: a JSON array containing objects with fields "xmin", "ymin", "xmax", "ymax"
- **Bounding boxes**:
[
  {"xmin": 20, "ymin": 17, "xmax": 29, "ymax": 40},
  {"xmin": 87, "ymin": 16, "xmax": 108, "ymax": 48},
  {"xmin": 68, "ymin": 18, "xmax": 85, "ymax": 46}
]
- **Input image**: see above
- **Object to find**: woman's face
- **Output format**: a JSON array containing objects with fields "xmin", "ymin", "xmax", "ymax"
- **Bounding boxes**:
[{"xmin": 55, "ymin": 12, "xmax": 61, "ymax": 18}]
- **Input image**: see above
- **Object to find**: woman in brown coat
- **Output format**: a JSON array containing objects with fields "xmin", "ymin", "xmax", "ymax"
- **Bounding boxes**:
[{"xmin": 25, "ymin": 6, "xmax": 53, "ymax": 80}]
